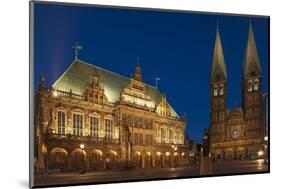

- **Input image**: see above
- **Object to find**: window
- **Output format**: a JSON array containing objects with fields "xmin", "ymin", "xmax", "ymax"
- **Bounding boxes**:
[
  {"xmin": 248, "ymin": 80, "xmax": 253, "ymax": 92},
  {"xmin": 177, "ymin": 130, "xmax": 181, "ymax": 143},
  {"xmin": 73, "ymin": 113, "xmax": 83, "ymax": 136},
  {"xmin": 105, "ymin": 119, "xmax": 113, "ymax": 139},
  {"xmin": 145, "ymin": 134, "xmax": 153, "ymax": 145},
  {"xmin": 90, "ymin": 116, "xmax": 99, "ymax": 138},
  {"xmin": 219, "ymin": 84, "xmax": 224, "ymax": 95},
  {"xmin": 57, "ymin": 111, "xmax": 65, "ymax": 135},
  {"xmin": 134, "ymin": 133, "xmax": 138, "ymax": 144},
  {"xmin": 139, "ymin": 133, "xmax": 143, "ymax": 145},
  {"xmin": 139, "ymin": 118, "xmax": 143, "ymax": 128},
  {"xmin": 168, "ymin": 130, "xmax": 173, "ymax": 143},
  {"xmin": 134, "ymin": 117, "xmax": 139, "ymax": 128},
  {"xmin": 254, "ymin": 79, "xmax": 259, "ymax": 91},
  {"xmin": 133, "ymin": 133, "xmax": 145, "ymax": 145},
  {"xmin": 161, "ymin": 128, "xmax": 166, "ymax": 143},
  {"xmin": 213, "ymin": 84, "xmax": 218, "ymax": 96}
]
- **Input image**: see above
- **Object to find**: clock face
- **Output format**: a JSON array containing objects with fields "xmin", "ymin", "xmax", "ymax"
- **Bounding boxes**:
[{"xmin": 231, "ymin": 128, "xmax": 241, "ymax": 139}]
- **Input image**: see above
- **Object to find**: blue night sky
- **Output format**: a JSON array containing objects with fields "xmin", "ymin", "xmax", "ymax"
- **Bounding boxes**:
[{"xmin": 34, "ymin": 3, "xmax": 269, "ymax": 143}]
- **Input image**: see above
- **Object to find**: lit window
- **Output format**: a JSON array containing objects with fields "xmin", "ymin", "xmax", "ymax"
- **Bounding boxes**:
[
  {"xmin": 73, "ymin": 113, "xmax": 83, "ymax": 136},
  {"xmin": 90, "ymin": 117, "xmax": 99, "ymax": 138},
  {"xmin": 105, "ymin": 119, "xmax": 113, "ymax": 139},
  {"xmin": 213, "ymin": 84, "xmax": 218, "ymax": 96},
  {"xmin": 254, "ymin": 79, "xmax": 259, "ymax": 91},
  {"xmin": 248, "ymin": 80, "xmax": 253, "ymax": 92},
  {"xmin": 57, "ymin": 111, "xmax": 65, "ymax": 135},
  {"xmin": 161, "ymin": 128, "xmax": 166, "ymax": 143}
]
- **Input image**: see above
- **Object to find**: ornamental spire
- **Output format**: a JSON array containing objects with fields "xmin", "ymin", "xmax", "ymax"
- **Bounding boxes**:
[
  {"xmin": 133, "ymin": 57, "xmax": 143, "ymax": 82},
  {"xmin": 211, "ymin": 20, "xmax": 227, "ymax": 80},
  {"xmin": 243, "ymin": 19, "xmax": 262, "ymax": 76}
]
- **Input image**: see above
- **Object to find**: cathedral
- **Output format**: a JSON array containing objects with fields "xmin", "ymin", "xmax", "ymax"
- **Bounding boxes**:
[
  {"xmin": 209, "ymin": 22, "xmax": 266, "ymax": 160},
  {"xmin": 35, "ymin": 57, "xmax": 188, "ymax": 172}
]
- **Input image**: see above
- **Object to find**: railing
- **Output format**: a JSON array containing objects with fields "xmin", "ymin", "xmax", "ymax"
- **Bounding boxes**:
[
  {"xmin": 153, "ymin": 142, "xmax": 186, "ymax": 148},
  {"xmin": 46, "ymin": 133, "xmax": 119, "ymax": 144},
  {"xmin": 41, "ymin": 88, "xmax": 115, "ymax": 106},
  {"xmin": 119, "ymin": 100, "xmax": 155, "ymax": 112},
  {"xmin": 56, "ymin": 90, "xmax": 85, "ymax": 100}
]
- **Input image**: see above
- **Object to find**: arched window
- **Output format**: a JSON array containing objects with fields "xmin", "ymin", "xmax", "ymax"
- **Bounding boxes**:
[
  {"xmin": 57, "ymin": 110, "xmax": 66, "ymax": 135},
  {"xmin": 219, "ymin": 84, "xmax": 224, "ymax": 95},
  {"xmin": 213, "ymin": 84, "xmax": 218, "ymax": 96},
  {"xmin": 248, "ymin": 80, "xmax": 253, "ymax": 92},
  {"xmin": 254, "ymin": 79, "xmax": 259, "ymax": 91}
]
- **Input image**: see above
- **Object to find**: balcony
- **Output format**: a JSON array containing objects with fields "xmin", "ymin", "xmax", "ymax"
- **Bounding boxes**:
[{"xmin": 45, "ymin": 133, "xmax": 119, "ymax": 144}]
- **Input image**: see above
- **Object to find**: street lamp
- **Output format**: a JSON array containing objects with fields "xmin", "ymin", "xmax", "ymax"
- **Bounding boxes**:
[
  {"xmin": 258, "ymin": 150, "xmax": 264, "ymax": 157},
  {"xmin": 52, "ymin": 90, "xmax": 58, "ymax": 97},
  {"xmin": 264, "ymin": 135, "xmax": 268, "ymax": 164}
]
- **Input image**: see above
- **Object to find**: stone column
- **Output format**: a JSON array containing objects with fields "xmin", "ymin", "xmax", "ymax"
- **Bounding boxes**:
[
  {"xmin": 68, "ymin": 156, "xmax": 72, "ymax": 171},
  {"xmin": 67, "ymin": 109, "xmax": 72, "ymax": 135},
  {"xmin": 86, "ymin": 150, "xmax": 90, "ymax": 171},
  {"xmin": 142, "ymin": 154, "xmax": 145, "ymax": 168},
  {"xmin": 152, "ymin": 154, "xmax": 155, "ymax": 167},
  {"xmin": 171, "ymin": 154, "xmax": 174, "ymax": 167},
  {"xmin": 103, "ymin": 150, "xmax": 106, "ymax": 169}
]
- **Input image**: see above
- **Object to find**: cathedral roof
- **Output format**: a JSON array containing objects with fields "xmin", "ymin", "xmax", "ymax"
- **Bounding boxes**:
[
  {"xmin": 52, "ymin": 59, "xmax": 179, "ymax": 118},
  {"xmin": 211, "ymin": 28, "xmax": 227, "ymax": 80},
  {"xmin": 243, "ymin": 21, "xmax": 262, "ymax": 76}
]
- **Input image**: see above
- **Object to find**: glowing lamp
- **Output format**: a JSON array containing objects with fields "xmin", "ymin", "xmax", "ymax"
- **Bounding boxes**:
[
  {"xmin": 80, "ymin": 144, "xmax": 85, "ymax": 149},
  {"xmin": 258, "ymin": 150, "xmax": 264, "ymax": 156},
  {"xmin": 52, "ymin": 90, "xmax": 58, "ymax": 97}
]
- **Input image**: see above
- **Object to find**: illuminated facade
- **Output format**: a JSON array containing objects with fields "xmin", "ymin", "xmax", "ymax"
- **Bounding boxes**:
[
  {"xmin": 35, "ymin": 59, "xmax": 188, "ymax": 171},
  {"xmin": 209, "ymin": 22, "xmax": 266, "ymax": 160}
]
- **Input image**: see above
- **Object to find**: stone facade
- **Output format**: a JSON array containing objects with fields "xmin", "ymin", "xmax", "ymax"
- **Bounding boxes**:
[
  {"xmin": 209, "ymin": 23, "xmax": 266, "ymax": 160},
  {"xmin": 35, "ymin": 61, "xmax": 188, "ymax": 172}
]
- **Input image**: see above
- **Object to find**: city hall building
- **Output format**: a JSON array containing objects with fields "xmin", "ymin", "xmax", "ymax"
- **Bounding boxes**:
[
  {"xmin": 35, "ymin": 58, "xmax": 188, "ymax": 171},
  {"xmin": 208, "ymin": 22, "xmax": 267, "ymax": 160}
]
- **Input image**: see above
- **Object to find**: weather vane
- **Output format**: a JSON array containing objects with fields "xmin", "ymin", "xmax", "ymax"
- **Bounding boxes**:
[{"xmin": 72, "ymin": 42, "xmax": 82, "ymax": 60}]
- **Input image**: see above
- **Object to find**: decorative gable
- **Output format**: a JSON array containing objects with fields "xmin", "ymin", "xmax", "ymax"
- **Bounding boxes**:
[
  {"xmin": 156, "ymin": 95, "xmax": 171, "ymax": 117},
  {"xmin": 84, "ymin": 70, "xmax": 108, "ymax": 104}
]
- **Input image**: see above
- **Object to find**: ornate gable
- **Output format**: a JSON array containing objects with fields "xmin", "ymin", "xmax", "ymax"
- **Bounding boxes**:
[
  {"xmin": 84, "ymin": 70, "xmax": 108, "ymax": 104},
  {"xmin": 120, "ymin": 65, "xmax": 154, "ymax": 109},
  {"xmin": 156, "ymin": 95, "xmax": 171, "ymax": 117}
]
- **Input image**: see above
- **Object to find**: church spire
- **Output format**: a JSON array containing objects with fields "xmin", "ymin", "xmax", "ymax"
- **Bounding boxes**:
[
  {"xmin": 243, "ymin": 20, "xmax": 262, "ymax": 76},
  {"xmin": 211, "ymin": 21, "xmax": 227, "ymax": 80}
]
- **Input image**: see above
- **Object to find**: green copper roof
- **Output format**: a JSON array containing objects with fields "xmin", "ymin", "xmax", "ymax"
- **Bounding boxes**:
[
  {"xmin": 52, "ymin": 59, "xmax": 179, "ymax": 118},
  {"xmin": 211, "ymin": 28, "xmax": 227, "ymax": 80},
  {"xmin": 243, "ymin": 22, "xmax": 262, "ymax": 76}
]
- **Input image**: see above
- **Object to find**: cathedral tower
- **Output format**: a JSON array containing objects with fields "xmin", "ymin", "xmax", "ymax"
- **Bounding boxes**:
[
  {"xmin": 242, "ymin": 21, "xmax": 263, "ymax": 139},
  {"xmin": 209, "ymin": 25, "xmax": 227, "ymax": 143}
]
